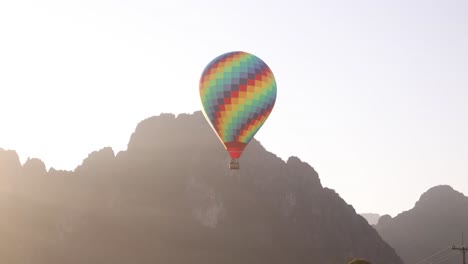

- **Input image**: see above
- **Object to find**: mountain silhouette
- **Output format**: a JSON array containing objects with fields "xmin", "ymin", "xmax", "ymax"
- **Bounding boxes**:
[
  {"xmin": 0, "ymin": 111, "xmax": 403, "ymax": 264},
  {"xmin": 376, "ymin": 185, "xmax": 468, "ymax": 264}
]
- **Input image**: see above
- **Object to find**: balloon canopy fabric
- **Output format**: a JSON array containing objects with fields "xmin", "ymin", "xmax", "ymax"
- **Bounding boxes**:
[{"xmin": 199, "ymin": 51, "xmax": 277, "ymax": 162}]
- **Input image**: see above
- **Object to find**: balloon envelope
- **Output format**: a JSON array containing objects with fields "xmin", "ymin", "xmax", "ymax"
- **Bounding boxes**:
[{"xmin": 199, "ymin": 51, "xmax": 277, "ymax": 160}]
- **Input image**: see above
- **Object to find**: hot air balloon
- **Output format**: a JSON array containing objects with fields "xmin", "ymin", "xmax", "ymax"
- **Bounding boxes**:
[{"xmin": 199, "ymin": 51, "xmax": 277, "ymax": 169}]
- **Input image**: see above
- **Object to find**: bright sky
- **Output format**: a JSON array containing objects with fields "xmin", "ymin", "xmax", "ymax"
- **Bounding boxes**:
[{"xmin": 1, "ymin": 0, "xmax": 467, "ymax": 216}]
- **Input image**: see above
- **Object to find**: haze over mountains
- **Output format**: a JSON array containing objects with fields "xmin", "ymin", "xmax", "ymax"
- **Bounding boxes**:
[
  {"xmin": 376, "ymin": 185, "xmax": 468, "ymax": 264},
  {"xmin": 360, "ymin": 213, "xmax": 381, "ymax": 225},
  {"xmin": 0, "ymin": 111, "xmax": 403, "ymax": 264}
]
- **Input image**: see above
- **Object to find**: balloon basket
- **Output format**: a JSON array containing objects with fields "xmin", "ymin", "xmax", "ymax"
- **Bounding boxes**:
[{"xmin": 229, "ymin": 159, "xmax": 240, "ymax": 170}]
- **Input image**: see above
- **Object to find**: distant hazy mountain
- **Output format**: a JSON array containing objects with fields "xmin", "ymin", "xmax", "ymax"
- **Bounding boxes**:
[
  {"xmin": 376, "ymin": 185, "xmax": 468, "ymax": 264},
  {"xmin": 360, "ymin": 213, "xmax": 381, "ymax": 225},
  {"xmin": 0, "ymin": 111, "xmax": 403, "ymax": 264}
]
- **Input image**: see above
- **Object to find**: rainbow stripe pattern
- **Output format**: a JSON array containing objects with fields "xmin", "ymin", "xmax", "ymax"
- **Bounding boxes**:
[{"xmin": 199, "ymin": 51, "xmax": 277, "ymax": 159}]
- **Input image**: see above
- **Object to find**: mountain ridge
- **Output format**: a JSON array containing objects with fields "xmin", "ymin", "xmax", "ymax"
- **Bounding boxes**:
[
  {"xmin": 0, "ymin": 111, "xmax": 403, "ymax": 264},
  {"xmin": 376, "ymin": 185, "xmax": 468, "ymax": 264}
]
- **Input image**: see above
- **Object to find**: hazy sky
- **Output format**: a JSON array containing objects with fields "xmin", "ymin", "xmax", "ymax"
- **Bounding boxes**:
[{"xmin": 1, "ymin": 0, "xmax": 467, "ymax": 216}]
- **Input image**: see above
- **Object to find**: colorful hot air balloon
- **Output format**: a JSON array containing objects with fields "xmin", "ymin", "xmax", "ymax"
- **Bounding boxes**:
[{"xmin": 199, "ymin": 51, "xmax": 277, "ymax": 169}]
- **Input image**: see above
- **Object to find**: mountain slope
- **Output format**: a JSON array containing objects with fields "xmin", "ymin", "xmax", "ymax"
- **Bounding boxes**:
[
  {"xmin": 376, "ymin": 185, "xmax": 468, "ymax": 264},
  {"xmin": 0, "ymin": 111, "xmax": 403, "ymax": 264}
]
